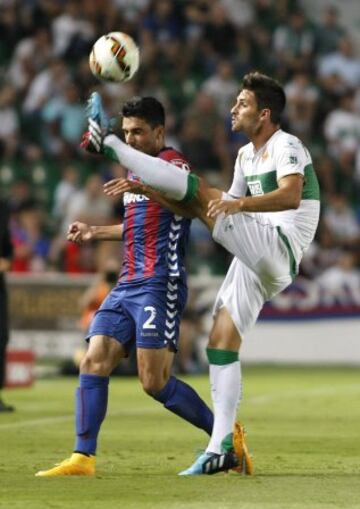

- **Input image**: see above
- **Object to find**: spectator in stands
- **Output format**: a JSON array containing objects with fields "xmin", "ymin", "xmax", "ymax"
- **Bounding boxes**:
[
  {"xmin": 318, "ymin": 36, "xmax": 360, "ymax": 93},
  {"xmin": 316, "ymin": 252, "xmax": 360, "ymax": 306},
  {"xmin": 301, "ymin": 223, "xmax": 342, "ymax": 278},
  {"xmin": 181, "ymin": 91, "xmax": 232, "ymax": 182},
  {"xmin": 51, "ymin": 174, "xmax": 114, "ymax": 273},
  {"xmin": 202, "ymin": 2, "xmax": 237, "ymax": 58},
  {"xmin": 335, "ymin": 150, "xmax": 358, "ymax": 206},
  {"xmin": 0, "ymin": 84, "xmax": 19, "ymax": 159},
  {"xmin": 65, "ymin": 174, "xmax": 113, "ymax": 227},
  {"xmin": 51, "ymin": 0, "xmax": 95, "ymax": 59},
  {"xmin": 11, "ymin": 201, "xmax": 50, "ymax": 273},
  {"xmin": 201, "ymin": 60, "xmax": 238, "ymax": 119},
  {"xmin": 8, "ymin": 27, "xmax": 53, "ymax": 94},
  {"xmin": 141, "ymin": 0, "xmax": 183, "ymax": 44},
  {"xmin": 322, "ymin": 193, "xmax": 360, "ymax": 249},
  {"xmin": 315, "ymin": 5, "xmax": 346, "ymax": 56},
  {"xmin": 323, "ymin": 90, "xmax": 360, "ymax": 160},
  {"xmin": 273, "ymin": 8, "xmax": 315, "ymax": 77},
  {"xmin": 41, "ymin": 83, "xmax": 86, "ymax": 155},
  {"xmin": 221, "ymin": 0, "xmax": 254, "ymax": 29},
  {"xmin": 22, "ymin": 58, "xmax": 70, "ymax": 118},
  {"xmin": 8, "ymin": 178, "xmax": 33, "ymax": 214},
  {"xmin": 314, "ymin": 154, "xmax": 336, "ymax": 198},
  {"xmin": 52, "ymin": 165, "xmax": 80, "ymax": 231},
  {"xmin": 180, "ymin": 117, "xmax": 220, "ymax": 177},
  {"xmin": 284, "ymin": 70, "xmax": 319, "ymax": 142}
]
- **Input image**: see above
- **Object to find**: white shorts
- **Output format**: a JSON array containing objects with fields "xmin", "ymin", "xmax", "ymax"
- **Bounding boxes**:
[{"xmin": 212, "ymin": 210, "xmax": 293, "ymax": 337}]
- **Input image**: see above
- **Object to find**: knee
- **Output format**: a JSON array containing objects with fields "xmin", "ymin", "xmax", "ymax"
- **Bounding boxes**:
[
  {"xmin": 140, "ymin": 374, "xmax": 168, "ymax": 397},
  {"xmin": 80, "ymin": 354, "xmax": 110, "ymax": 376},
  {"xmin": 208, "ymin": 329, "xmax": 220, "ymax": 349}
]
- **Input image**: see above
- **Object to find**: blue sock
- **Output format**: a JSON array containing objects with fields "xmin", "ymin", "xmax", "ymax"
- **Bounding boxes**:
[
  {"xmin": 74, "ymin": 374, "xmax": 109, "ymax": 455},
  {"xmin": 154, "ymin": 376, "xmax": 213, "ymax": 435}
]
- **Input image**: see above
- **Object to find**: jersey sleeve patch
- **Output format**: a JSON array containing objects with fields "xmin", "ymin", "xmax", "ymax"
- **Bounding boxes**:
[{"xmin": 275, "ymin": 137, "xmax": 308, "ymax": 181}]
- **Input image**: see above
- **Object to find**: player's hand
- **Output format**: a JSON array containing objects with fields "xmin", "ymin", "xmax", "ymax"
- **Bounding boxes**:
[
  {"xmin": 67, "ymin": 222, "xmax": 93, "ymax": 244},
  {"xmin": 207, "ymin": 198, "xmax": 243, "ymax": 218},
  {"xmin": 103, "ymin": 178, "xmax": 146, "ymax": 197}
]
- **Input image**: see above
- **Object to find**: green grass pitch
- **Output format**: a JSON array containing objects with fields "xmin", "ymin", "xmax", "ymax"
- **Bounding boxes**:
[{"xmin": 1, "ymin": 366, "xmax": 360, "ymax": 509}]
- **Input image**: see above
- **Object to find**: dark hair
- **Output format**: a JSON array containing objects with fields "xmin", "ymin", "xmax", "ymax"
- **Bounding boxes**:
[
  {"xmin": 122, "ymin": 96, "xmax": 165, "ymax": 128},
  {"xmin": 242, "ymin": 72, "xmax": 286, "ymax": 124}
]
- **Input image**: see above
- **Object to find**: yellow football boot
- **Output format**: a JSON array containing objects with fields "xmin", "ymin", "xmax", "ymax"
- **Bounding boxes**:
[
  {"xmin": 233, "ymin": 422, "xmax": 254, "ymax": 475},
  {"xmin": 35, "ymin": 453, "xmax": 95, "ymax": 477}
]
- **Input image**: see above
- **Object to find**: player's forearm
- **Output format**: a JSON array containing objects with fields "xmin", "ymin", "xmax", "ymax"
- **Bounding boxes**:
[
  {"xmin": 90, "ymin": 224, "xmax": 124, "ymax": 240},
  {"xmin": 237, "ymin": 189, "xmax": 301, "ymax": 213}
]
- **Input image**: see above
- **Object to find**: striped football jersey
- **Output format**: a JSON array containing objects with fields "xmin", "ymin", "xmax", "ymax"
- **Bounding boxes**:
[{"xmin": 119, "ymin": 147, "xmax": 191, "ymax": 284}]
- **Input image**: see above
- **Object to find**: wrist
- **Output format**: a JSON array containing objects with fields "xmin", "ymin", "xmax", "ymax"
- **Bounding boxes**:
[
  {"xmin": 89, "ymin": 226, "xmax": 97, "ymax": 240},
  {"xmin": 237, "ymin": 198, "xmax": 245, "ymax": 212}
]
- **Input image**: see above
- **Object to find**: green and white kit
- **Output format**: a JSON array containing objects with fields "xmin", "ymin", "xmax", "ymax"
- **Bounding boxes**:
[{"xmin": 212, "ymin": 129, "xmax": 320, "ymax": 336}]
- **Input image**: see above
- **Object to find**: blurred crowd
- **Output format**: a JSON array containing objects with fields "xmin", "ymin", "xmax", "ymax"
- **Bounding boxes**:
[{"xmin": 0, "ymin": 0, "xmax": 359, "ymax": 286}]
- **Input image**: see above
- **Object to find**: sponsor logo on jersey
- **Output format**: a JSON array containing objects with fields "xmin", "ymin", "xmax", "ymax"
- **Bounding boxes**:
[
  {"xmin": 123, "ymin": 192, "xmax": 150, "ymax": 205},
  {"xmin": 248, "ymin": 180, "xmax": 264, "ymax": 196},
  {"xmin": 289, "ymin": 155, "xmax": 298, "ymax": 164}
]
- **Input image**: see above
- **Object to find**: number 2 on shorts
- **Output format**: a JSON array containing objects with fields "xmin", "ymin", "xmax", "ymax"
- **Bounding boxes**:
[{"xmin": 143, "ymin": 306, "xmax": 157, "ymax": 329}]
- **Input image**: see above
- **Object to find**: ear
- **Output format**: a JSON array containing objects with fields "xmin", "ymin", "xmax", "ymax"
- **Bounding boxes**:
[
  {"xmin": 261, "ymin": 108, "xmax": 271, "ymax": 119},
  {"xmin": 155, "ymin": 125, "xmax": 165, "ymax": 140}
]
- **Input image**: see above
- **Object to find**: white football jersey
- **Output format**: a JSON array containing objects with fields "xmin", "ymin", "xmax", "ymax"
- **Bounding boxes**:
[{"xmin": 228, "ymin": 129, "xmax": 320, "ymax": 264}]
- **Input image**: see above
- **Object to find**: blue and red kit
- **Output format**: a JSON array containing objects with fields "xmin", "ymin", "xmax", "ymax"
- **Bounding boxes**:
[{"xmin": 87, "ymin": 147, "xmax": 191, "ymax": 351}]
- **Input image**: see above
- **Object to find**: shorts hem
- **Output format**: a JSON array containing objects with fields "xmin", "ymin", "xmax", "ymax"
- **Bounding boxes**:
[
  {"xmin": 85, "ymin": 331, "xmax": 131, "ymax": 345},
  {"xmin": 136, "ymin": 342, "xmax": 176, "ymax": 350}
]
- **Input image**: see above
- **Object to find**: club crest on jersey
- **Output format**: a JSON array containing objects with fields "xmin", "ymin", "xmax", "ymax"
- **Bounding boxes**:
[
  {"xmin": 248, "ymin": 180, "xmax": 264, "ymax": 196},
  {"xmin": 123, "ymin": 192, "xmax": 150, "ymax": 205}
]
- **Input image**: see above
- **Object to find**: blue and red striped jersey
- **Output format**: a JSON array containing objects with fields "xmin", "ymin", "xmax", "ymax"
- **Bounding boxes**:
[{"xmin": 119, "ymin": 147, "xmax": 192, "ymax": 284}]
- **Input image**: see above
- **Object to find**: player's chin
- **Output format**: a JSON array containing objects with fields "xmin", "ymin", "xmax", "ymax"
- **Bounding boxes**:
[{"xmin": 231, "ymin": 120, "xmax": 241, "ymax": 131}]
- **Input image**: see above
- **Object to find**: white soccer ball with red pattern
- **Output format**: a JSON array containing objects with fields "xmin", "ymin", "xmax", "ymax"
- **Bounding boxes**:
[{"xmin": 89, "ymin": 32, "xmax": 140, "ymax": 83}]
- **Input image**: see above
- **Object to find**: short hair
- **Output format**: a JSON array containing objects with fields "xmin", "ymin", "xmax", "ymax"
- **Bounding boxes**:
[
  {"xmin": 242, "ymin": 72, "xmax": 286, "ymax": 124},
  {"xmin": 122, "ymin": 96, "xmax": 165, "ymax": 128}
]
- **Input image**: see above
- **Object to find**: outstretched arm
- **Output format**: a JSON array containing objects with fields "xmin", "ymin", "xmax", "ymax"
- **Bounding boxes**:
[{"xmin": 67, "ymin": 221, "xmax": 124, "ymax": 244}]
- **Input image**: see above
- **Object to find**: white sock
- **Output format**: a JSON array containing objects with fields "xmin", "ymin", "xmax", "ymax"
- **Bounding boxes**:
[
  {"xmin": 206, "ymin": 361, "xmax": 242, "ymax": 454},
  {"xmin": 103, "ymin": 134, "xmax": 188, "ymax": 200}
]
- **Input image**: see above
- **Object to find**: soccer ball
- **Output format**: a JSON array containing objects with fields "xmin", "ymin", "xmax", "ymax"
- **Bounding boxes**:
[{"xmin": 89, "ymin": 32, "xmax": 140, "ymax": 83}]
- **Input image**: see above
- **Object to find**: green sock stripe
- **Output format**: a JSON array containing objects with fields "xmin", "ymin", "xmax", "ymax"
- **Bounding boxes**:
[
  {"xmin": 206, "ymin": 348, "xmax": 239, "ymax": 365},
  {"xmin": 103, "ymin": 145, "xmax": 119, "ymax": 162},
  {"xmin": 180, "ymin": 173, "xmax": 200, "ymax": 204},
  {"xmin": 221, "ymin": 433, "xmax": 234, "ymax": 453}
]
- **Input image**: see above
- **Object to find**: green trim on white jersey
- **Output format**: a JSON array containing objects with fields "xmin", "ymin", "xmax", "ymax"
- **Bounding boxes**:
[
  {"xmin": 245, "ymin": 164, "xmax": 320, "ymax": 200},
  {"xmin": 302, "ymin": 164, "xmax": 320, "ymax": 200},
  {"xmin": 228, "ymin": 130, "xmax": 320, "ymax": 279},
  {"xmin": 276, "ymin": 226, "xmax": 297, "ymax": 280}
]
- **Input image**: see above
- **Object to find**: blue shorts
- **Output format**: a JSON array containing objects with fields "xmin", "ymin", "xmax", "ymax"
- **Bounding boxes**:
[{"xmin": 86, "ymin": 279, "xmax": 187, "ymax": 352}]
